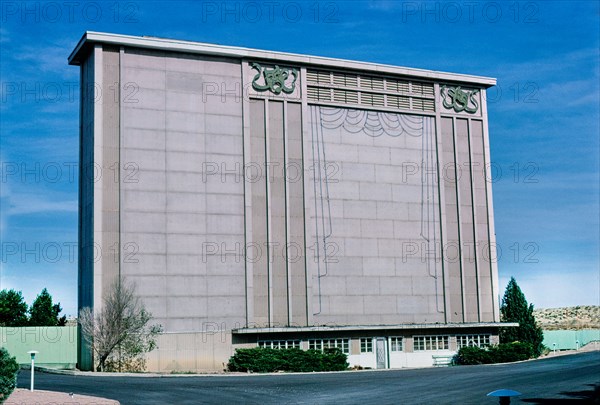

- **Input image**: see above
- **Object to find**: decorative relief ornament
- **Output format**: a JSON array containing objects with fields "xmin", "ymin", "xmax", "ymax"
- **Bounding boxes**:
[
  {"xmin": 250, "ymin": 62, "xmax": 298, "ymax": 95},
  {"xmin": 440, "ymin": 85, "xmax": 479, "ymax": 114}
]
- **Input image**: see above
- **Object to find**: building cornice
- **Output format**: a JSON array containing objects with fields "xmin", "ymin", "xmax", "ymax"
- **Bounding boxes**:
[
  {"xmin": 233, "ymin": 323, "xmax": 518, "ymax": 334},
  {"xmin": 68, "ymin": 31, "xmax": 496, "ymax": 87}
]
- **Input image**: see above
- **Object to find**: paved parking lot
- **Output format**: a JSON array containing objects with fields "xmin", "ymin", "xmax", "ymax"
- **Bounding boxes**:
[{"xmin": 17, "ymin": 351, "xmax": 600, "ymax": 404}]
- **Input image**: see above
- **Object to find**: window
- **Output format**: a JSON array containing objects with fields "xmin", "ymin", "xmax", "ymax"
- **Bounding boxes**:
[
  {"xmin": 457, "ymin": 334, "xmax": 490, "ymax": 349},
  {"xmin": 360, "ymin": 338, "xmax": 373, "ymax": 353},
  {"xmin": 413, "ymin": 335, "xmax": 449, "ymax": 351},
  {"xmin": 390, "ymin": 337, "xmax": 403, "ymax": 352},
  {"xmin": 258, "ymin": 340, "xmax": 300, "ymax": 350},
  {"xmin": 308, "ymin": 339, "xmax": 349, "ymax": 354}
]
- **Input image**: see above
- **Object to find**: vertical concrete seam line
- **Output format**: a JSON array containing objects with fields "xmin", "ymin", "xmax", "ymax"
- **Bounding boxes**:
[
  {"xmin": 467, "ymin": 119, "xmax": 482, "ymax": 322},
  {"xmin": 283, "ymin": 101, "xmax": 291, "ymax": 325},
  {"xmin": 451, "ymin": 117, "xmax": 466, "ymax": 322},
  {"xmin": 240, "ymin": 60, "xmax": 249, "ymax": 327}
]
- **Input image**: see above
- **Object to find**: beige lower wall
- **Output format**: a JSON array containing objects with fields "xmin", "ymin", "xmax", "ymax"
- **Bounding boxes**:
[
  {"xmin": 144, "ymin": 330, "xmax": 500, "ymax": 372},
  {"xmin": 145, "ymin": 331, "xmax": 236, "ymax": 372}
]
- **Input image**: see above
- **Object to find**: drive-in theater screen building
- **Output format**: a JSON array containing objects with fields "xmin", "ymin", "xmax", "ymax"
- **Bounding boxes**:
[{"xmin": 70, "ymin": 32, "xmax": 512, "ymax": 371}]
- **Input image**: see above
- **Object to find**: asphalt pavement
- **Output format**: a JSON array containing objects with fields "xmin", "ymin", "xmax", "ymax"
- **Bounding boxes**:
[{"xmin": 16, "ymin": 351, "xmax": 600, "ymax": 404}]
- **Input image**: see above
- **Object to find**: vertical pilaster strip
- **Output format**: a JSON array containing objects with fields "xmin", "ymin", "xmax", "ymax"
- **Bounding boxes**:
[
  {"xmin": 433, "ymin": 84, "xmax": 449, "ymax": 323},
  {"xmin": 284, "ymin": 101, "xmax": 292, "ymax": 324},
  {"xmin": 300, "ymin": 67, "xmax": 312, "ymax": 325},
  {"xmin": 118, "ymin": 47, "xmax": 124, "ymax": 282},
  {"xmin": 101, "ymin": 46, "xmax": 121, "ymax": 300},
  {"xmin": 241, "ymin": 61, "xmax": 253, "ymax": 326},
  {"xmin": 268, "ymin": 100, "xmax": 288, "ymax": 326},
  {"xmin": 77, "ymin": 43, "xmax": 85, "ymax": 369},
  {"xmin": 287, "ymin": 102, "xmax": 307, "ymax": 326},
  {"xmin": 457, "ymin": 118, "xmax": 483, "ymax": 322},
  {"xmin": 440, "ymin": 117, "xmax": 463, "ymax": 322},
  {"xmin": 78, "ymin": 44, "xmax": 97, "ymax": 371},
  {"xmin": 467, "ymin": 118, "xmax": 482, "ymax": 322},
  {"xmin": 249, "ymin": 99, "xmax": 268, "ymax": 327},
  {"xmin": 452, "ymin": 118, "xmax": 466, "ymax": 323},
  {"xmin": 92, "ymin": 44, "xmax": 104, "ymax": 315},
  {"xmin": 264, "ymin": 100, "xmax": 272, "ymax": 326}
]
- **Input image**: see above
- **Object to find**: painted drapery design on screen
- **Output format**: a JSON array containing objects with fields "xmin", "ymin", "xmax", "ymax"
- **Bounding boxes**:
[{"xmin": 309, "ymin": 106, "xmax": 443, "ymax": 320}]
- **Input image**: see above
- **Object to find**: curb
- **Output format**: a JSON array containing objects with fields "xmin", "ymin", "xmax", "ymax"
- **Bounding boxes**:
[
  {"xmin": 34, "ymin": 365, "xmax": 421, "ymax": 378},
  {"xmin": 32, "ymin": 350, "xmax": 598, "ymax": 378}
]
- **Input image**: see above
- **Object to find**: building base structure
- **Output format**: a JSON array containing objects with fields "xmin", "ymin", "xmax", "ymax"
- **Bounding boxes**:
[
  {"xmin": 142, "ymin": 323, "xmax": 516, "ymax": 372},
  {"xmin": 69, "ymin": 32, "xmax": 513, "ymax": 372}
]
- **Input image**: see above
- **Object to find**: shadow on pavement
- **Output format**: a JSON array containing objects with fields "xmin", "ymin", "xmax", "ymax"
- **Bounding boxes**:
[{"xmin": 521, "ymin": 383, "xmax": 600, "ymax": 404}]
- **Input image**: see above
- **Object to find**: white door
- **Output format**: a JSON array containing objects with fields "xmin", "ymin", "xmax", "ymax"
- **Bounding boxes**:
[{"xmin": 375, "ymin": 337, "xmax": 387, "ymax": 369}]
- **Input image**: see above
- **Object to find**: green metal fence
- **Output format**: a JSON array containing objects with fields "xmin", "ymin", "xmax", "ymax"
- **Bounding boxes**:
[
  {"xmin": 543, "ymin": 329, "xmax": 600, "ymax": 351},
  {"xmin": 0, "ymin": 326, "xmax": 77, "ymax": 369}
]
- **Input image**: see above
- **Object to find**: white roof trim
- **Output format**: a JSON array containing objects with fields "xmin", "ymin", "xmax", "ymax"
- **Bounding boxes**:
[
  {"xmin": 68, "ymin": 31, "xmax": 496, "ymax": 87},
  {"xmin": 233, "ymin": 323, "xmax": 518, "ymax": 334}
]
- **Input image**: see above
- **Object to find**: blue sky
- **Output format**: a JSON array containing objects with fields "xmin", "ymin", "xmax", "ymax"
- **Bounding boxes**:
[{"xmin": 0, "ymin": 1, "xmax": 598, "ymax": 315}]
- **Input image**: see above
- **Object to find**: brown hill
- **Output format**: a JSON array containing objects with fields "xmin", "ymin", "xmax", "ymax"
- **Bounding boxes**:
[{"xmin": 533, "ymin": 305, "xmax": 600, "ymax": 330}]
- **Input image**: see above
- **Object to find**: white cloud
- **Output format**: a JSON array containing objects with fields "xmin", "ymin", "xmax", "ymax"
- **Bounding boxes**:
[
  {"xmin": 0, "ymin": 27, "xmax": 9, "ymax": 43},
  {"xmin": 6, "ymin": 196, "xmax": 77, "ymax": 215},
  {"xmin": 0, "ymin": 162, "xmax": 77, "ymax": 219},
  {"xmin": 499, "ymin": 270, "xmax": 600, "ymax": 309}
]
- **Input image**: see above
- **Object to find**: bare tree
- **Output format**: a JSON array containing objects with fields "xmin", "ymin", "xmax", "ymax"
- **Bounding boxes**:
[{"xmin": 79, "ymin": 278, "xmax": 162, "ymax": 372}]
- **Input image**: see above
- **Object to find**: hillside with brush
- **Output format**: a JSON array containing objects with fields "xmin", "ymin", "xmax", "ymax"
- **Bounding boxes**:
[{"xmin": 533, "ymin": 305, "xmax": 600, "ymax": 330}]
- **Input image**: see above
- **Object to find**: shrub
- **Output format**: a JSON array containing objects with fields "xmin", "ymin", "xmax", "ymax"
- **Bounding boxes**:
[
  {"xmin": 0, "ymin": 348, "xmax": 19, "ymax": 403},
  {"xmin": 453, "ymin": 346, "xmax": 492, "ymax": 365},
  {"xmin": 320, "ymin": 348, "xmax": 348, "ymax": 371},
  {"xmin": 227, "ymin": 347, "xmax": 349, "ymax": 373},
  {"xmin": 453, "ymin": 342, "xmax": 534, "ymax": 365},
  {"xmin": 492, "ymin": 342, "xmax": 534, "ymax": 363}
]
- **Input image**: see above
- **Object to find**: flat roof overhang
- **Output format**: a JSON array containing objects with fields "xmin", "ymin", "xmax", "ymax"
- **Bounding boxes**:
[
  {"xmin": 68, "ymin": 31, "xmax": 496, "ymax": 88},
  {"xmin": 233, "ymin": 323, "xmax": 519, "ymax": 334}
]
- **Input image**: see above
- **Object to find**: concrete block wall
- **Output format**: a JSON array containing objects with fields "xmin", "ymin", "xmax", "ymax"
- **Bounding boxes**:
[{"xmin": 119, "ymin": 48, "xmax": 247, "ymax": 333}]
